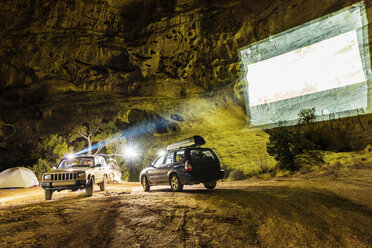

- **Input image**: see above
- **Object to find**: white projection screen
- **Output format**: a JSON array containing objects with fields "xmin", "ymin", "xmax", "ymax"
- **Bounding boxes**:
[{"xmin": 239, "ymin": 1, "xmax": 372, "ymax": 127}]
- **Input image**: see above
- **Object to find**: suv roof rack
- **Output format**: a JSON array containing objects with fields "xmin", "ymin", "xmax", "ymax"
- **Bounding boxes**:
[{"xmin": 166, "ymin": 135, "xmax": 206, "ymax": 151}]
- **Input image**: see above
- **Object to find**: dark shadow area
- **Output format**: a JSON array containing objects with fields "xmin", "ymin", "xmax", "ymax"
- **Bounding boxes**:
[
  {"xmin": 195, "ymin": 185, "xmax": 372, "ymax": 241},
  {"xmin": 147, "ymin": 187, "xmax": 214, "ymax": 194}
]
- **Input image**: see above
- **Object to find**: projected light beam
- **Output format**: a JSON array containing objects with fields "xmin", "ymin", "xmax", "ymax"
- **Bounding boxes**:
[{"xmin": 74, "ymin": 118, "xmax": 170, "ymax": 156}]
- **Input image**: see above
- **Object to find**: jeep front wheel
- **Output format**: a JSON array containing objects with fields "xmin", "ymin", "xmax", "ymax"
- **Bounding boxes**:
[
  {"xmin": 99, "ymin": 176, "xmax": 105, "ymax": 191},
  {"xmin": 45, "ymin": 189, "xmax": 53, "ymax": 200},
  {"xmin": 170, "ymin": 174, "xmax": 183, "ymax": 192},
  {"xmin": 86, "ymin": 178, "xmax": 94, "ymax": 196}
]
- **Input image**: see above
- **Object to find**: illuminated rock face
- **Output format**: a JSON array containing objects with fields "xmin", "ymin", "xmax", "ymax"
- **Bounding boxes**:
[
  {"xmin": 0, "ymin": 0, "xmax": 361, "ymax": 99},
  {"xmin": 0, "ymin": 0, "xmax": 241, "ymax": 100},
  {"xmin": 0, "ymin": 0, "xmax": 370, "ymax": 146}
]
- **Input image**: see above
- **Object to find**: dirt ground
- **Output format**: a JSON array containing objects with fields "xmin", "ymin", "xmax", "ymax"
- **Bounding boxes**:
[{"xmin": 1, "ymin": 167, "xmax": 372, "ymax": 248}]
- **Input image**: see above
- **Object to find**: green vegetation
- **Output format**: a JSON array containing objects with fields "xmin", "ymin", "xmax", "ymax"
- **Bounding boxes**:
[
  {"xmin": 228, "ymin": 169, "xmax": 245, "ymax": 181},
  {"xmin": 266, "ymin": 122, "xmax": 316, "ymax": 171},
  {"xmin": 32, "ymin": 158, "xmax": 51, "ymax": 180},
  {"xmin": 38, "ymin": 134, "xmax": 73, "ymax": 164},
  {"xmin": 266, "ymin": 108, "xmax": 319, "ymax": 171},
  {"xmin": 31, "ymin": 134, "xmax": 73, "ymax": 180}
]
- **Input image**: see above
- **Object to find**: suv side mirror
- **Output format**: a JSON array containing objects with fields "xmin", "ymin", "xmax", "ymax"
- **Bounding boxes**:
[
  {"xmin": 148, "ymin": 163, "xmax": 153, "ymax": 167},
  {"xmin": 52, "ymin": 166, "xmax": 56, "ymax": 170}
]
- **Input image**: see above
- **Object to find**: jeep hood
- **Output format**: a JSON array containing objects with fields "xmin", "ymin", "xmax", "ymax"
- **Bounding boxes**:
[{"xmin": 49, "ymin": 167, "xmax": 93, "ymax": 173}]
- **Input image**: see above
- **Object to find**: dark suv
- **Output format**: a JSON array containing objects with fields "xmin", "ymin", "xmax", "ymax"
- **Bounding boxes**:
[{"xmin": 139, "ymin": 136, "xmax": 224, "ymax": 192}]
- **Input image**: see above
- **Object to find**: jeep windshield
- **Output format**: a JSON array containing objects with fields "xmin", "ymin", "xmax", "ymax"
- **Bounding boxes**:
[
  {"xmin": 58, "ymin": 157, "xmax": 94, "ymax": 168},
  {"xmin": 189, "ymin": 149, "xmax": 218, "ymax": 161}
]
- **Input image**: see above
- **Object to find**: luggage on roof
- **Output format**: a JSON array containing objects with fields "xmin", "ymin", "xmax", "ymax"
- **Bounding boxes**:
[{"xmin": 166, "ymin": 135, "xmax": 206, "ymax": 151}]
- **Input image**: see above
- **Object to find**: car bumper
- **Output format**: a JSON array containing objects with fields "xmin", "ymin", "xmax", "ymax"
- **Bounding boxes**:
[
  {"xmin": 179, "ymin": 170, "xmax": 225, "ymax": 185},
  {"xmin": 41, "ymin": 180, "xmax": 87, "ymax": 191}
]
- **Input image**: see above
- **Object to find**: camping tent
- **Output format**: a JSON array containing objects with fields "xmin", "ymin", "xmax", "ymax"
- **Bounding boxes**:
[{"xmin": 0, "ymin": 167, "xmax": 39, "ymax": 188}]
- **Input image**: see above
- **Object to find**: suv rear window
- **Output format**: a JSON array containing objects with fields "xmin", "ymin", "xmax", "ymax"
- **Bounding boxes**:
[
  {"xmin": 175, "ymin": 150, "xmax": 185, "ymax": 162},
  {"xmin": 189, "ymin": 149, "xmax": 217, "ymax": 161}
]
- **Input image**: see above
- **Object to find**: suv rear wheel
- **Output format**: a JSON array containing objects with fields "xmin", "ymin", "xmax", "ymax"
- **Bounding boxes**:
[
  {"xmin": 45, "ymin": 189, "xmax": 53, "ymax": 200},
  {"xmin": 141, "ymin": 176, "xmax": 150, "ymax": 192},
  {"xmin": 204, "ymin": 181, "xmax": 217, "ymax": 190},
  {"xmin": 170, "ymin": 174, "xmax": 183, "ymax": 192}
]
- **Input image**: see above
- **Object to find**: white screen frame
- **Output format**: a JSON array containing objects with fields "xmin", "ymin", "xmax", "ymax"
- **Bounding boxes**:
[{"xmin": 239, "ymin": 1, "xmax": 371, "ymax": 127}]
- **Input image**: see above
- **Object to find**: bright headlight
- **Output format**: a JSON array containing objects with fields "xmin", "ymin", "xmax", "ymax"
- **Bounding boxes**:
[
  {"xmin": 78, "ymin": 172, "xmax": 85, "ymax": 178},
  {"xmin": 124, "ymin": 147, "xmax": 138, "ymax": 157},
  {"xmin": 43, "ymin": 174, "xmax": 51, "ymax": 180}
]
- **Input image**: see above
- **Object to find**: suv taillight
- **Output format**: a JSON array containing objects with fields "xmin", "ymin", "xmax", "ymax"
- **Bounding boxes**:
[{"xmin": 184, "ymin": 160, "xmax": 192, "ymax": 172}]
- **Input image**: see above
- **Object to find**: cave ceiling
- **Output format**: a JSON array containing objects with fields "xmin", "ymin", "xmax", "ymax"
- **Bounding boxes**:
[{"xmin": 0, "ymin": 0, "xmax": 365, "ymax": 144}]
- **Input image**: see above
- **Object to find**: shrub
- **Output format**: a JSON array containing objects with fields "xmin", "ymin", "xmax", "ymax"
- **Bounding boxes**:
[
  {"xmin": 258, "ymin": 173, "xmax": 272, "ymax": 179},
  {"xmin": 32, "ymin": 158, "xmax": 51, "ymax": 180},
  {"xmin": 228, "ymin": 169, "xmax": 245, "ymax": 181},
  {"xmin": 294, "ymin": 151, "xmax": 324, "ymax": 172},
  {"xmin": 267, "ymin": 123, "xmax": 315, "ymax": 171},
  {"xmin": 121, "ymin": 170, "xmax": 130, "ymax": 182},
  {"xmin": 276, "ymin": 170, "xmax": 292, "ymax": 177},
  {"xmin": 267, "ymin": 109, "xmax": 319, "ymax": 171},
  {"xmin": 259, "ymin": 156, "xmax": 269, "ymax": 174},
  {"xmin": 118, "ymin": 161, "xmax": 143, "ymax": 182},
  {"xmin": 297, "ymin": 107, "xmax": 316, "ymax": 140},
  {"xmin": 330, "ymin": 161, "xmax": 342, "ymax": 168}
]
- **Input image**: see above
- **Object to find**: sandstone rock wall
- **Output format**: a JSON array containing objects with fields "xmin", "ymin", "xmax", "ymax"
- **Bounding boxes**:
[
  {"xmin": 0, "ymin": 0, "xmax": 363, "ymax": 103},
  {"xmin": 0, "ymin": 0, "xmax": 370, "ymax": 166}
]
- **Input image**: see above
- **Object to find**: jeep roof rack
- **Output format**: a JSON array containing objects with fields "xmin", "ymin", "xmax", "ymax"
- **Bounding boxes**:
[{"xmin": 166, "ymin": 135, "xmax": 206, "ymax": 151}]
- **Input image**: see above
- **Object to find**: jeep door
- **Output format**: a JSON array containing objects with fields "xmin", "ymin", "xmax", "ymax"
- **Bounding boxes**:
[
  {"xmin": 94, "ymin": 156, "xmax": 105, "ymax": 183},
  {"xmin": 147, "ymin": 155, "xmax": 165, "ymax": 184}
]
